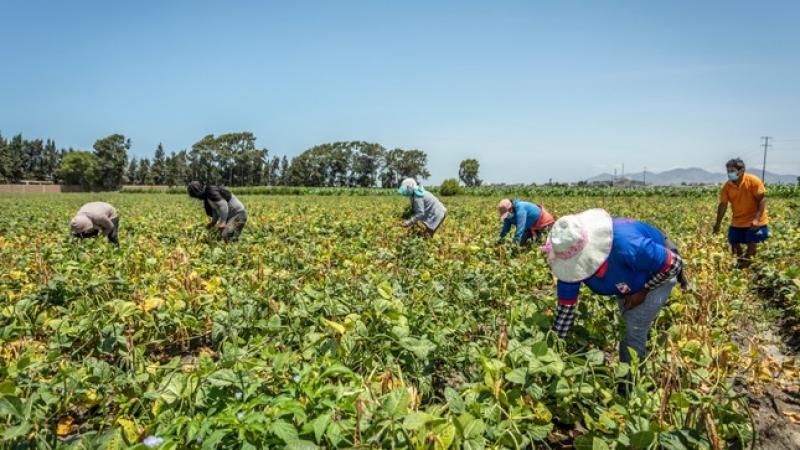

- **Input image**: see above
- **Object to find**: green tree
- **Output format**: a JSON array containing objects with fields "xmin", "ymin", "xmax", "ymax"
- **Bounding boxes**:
[
  {"xmin": 0, "ymin": 132, "xmax": 8, "ymax": 183},
  {"xmin": 439, "ymin": 178, "xmax": 461, "ymax": 196},
  {"xmin": 266, "ymin": 156, "xmax": 281, "ymax": 185},
  {"xmin": 189, "ymin": 134, "xmax": 220, "ymax": 183},
  {"xmin": 152, "ymin": 143, "xmax": 168, "ymax": 185},
  {"xmin": 381, "ymin": 148, "xmax": 430, "ymax": 187},
  {"xmin": 126, "ymin": 158, "xmax": 138, "ymax": 185},
  {"xmin": 279, "ymin": 156, "xmax": 289, "ymax": 185},
  {"xmin": 166, "ymin": 150, "xmax": 189, "ymax": 186},
  {"xmin": 458, "ymin": 158, "xmax": 482, "ymax": 187},
  {"xmin": 93, "ymin": 134, "xmax": 129, "ymax": 190},
  {"xmin": 136, "ymin": 158, "xmax": 153, "ymax": 185},
  {"xmin": 43, "ymin": 139, "xmax": 60, "ymax": 181},
  {"xmin": 5, "ymin": 134, "xmax": 25, "ymax": 183},
  {"xmin": 350, "ymin": 142, "xmax": 385, "ymax": 187},
  {"xmin": 23, "ymin": 139, "xmax": 46, "ymax": 180},
  {"xmin": 58, "ymin": 151, "xmax": 97, "ymax": 190},
  {"xmin": 215, "ymin": 132, "xmax": 267, "ymax": 186},
  {"xmin": 285, "ymin": 145, "xmax": 329, "ymax": 186}
]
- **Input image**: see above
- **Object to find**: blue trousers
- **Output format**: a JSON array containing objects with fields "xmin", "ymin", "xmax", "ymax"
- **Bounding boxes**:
[{"xmin": 616, "ymin": 278, "xmax": 676, "ymax": 364}]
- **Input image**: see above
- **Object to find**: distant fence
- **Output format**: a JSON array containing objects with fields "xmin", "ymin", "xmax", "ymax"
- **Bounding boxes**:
[{"xmin": 0, "ymin": 184, "xmax": 83, "ymax": 193}]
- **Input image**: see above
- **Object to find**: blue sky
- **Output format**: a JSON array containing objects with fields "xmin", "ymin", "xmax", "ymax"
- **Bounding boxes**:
[{"xmin": 1, "ymin": 0, "xmax": 798, "ymax": 183}]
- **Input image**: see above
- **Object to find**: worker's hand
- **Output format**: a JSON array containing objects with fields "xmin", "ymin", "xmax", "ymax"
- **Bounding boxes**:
[
  {"xmin": 622, "ymin": 290, "xmax": 648, "ymax": 311},
  {"xmin": 712, "ymin": 224, "xmax": 721, "ymax": 235},
  {"xmin": 216, "ymin": 223, "xmax": 226, "ymax": 230},
  {"xmin": 750, "ymin": 219, "xmax": 761, "ymax": 231},
  {"xmin": 401, "ymin": 222, "xmax": 409, "ymax": 228}
]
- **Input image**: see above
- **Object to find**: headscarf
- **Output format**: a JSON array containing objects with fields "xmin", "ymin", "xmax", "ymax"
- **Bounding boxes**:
[
  {"xmin": 187, "ymin": 181, "xmax": 233, "ymax": 217},
  {"xmin": 398, "ymin": 178, "xmax": 425, "ymax": 197}
]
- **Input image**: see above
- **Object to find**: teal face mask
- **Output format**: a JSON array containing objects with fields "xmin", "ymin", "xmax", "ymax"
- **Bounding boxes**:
[
  {"xmin": 727, "ymin": 171, "xmax": 740, "ymax": 181},
  {"xmin": 398, "ymin": 185, "xmax": 424, "ymax": 197}
]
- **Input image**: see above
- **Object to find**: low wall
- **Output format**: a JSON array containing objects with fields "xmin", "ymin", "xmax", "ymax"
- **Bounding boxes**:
[
  {"xmin": 120, "ymin": 185, "xmax": 173, "ymax": 191},
  {"xmin": 0, "ymin": 184, "xmax": 83, "ymax": 193}
]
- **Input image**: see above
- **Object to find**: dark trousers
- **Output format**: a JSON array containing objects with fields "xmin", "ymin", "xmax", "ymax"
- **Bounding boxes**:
[
  {"xmin": 108, "ymin": 217, "xmax": 120, "ymax": 246},
  {"xmin": 221, "ymin": 211, "xmax": 247, "ymax": 242},
  {"xmin": 519, "ymin": 224, "xmax": 552, "ymax": 247}
]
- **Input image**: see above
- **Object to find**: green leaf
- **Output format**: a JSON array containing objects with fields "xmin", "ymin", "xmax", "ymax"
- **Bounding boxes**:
[
  {"xmin": 444, "ymin": 388, "xmax": 465, "ymax": 414},
  {"xmin": 584, "ymin": 349, "xmax": 605, "ymax": 366},
  {"xmin": 202, "ymin": 430, "xmax": 227, "ymax": 450},
  {"xmin": 553, "ymin": 377, "xmax": 570, "ymax": 397},
  {"xmin": 400, "ymin": 336, "xmax": 436, "ymax": 360},
  {"xmin": 659, "ymin": 432, "xmax": 690, "ymax": 450},
  {"xmin": 630, "ymin": 430, "xmax": 656, "ymax": 449},
  {"xmin": 159, "ymin": 376, "xmax": 185, "ymax": 404},
  {"xmin": 271, "ymin": 419, "xmax": 299, "ymax": 443},
  {"xmin": 383, "ymin": 389, "xmax": 410, "ymax": 418},
  {"xmin": 2, "ymin": 421, "xmax": 31, "ymax": 441},
  {"xmin": 457, "ymin": 413, "xmax": 485, "ymax": 439},
  {"xmin": 574, "ymin": 434, "xmax": 610, "ymax": 450},
  {"xmin": 0, "ymin": 396, "xmax": 22, "ymax": 418},
  {"xmin": 326, "ymin": 421, "xmax": 344, "ymax": 447},
  {"xmin": 206, "ymin": 369, "xmax": 238, "ymax": 387},
  {"xmin": 285, "ymin": 439, "xmax": 319, "ymax": 450},
  {"xmin": 528, "ymin": 423, "xmax": 552, "ymax": 441},
  {"xmin": 505, "ymin": 368, "xmax": 528, "ymax": 385},
  {"xmin": 311, "ymin": 413, "xmax": 330, "ymax": 442},
  {"xmin": 377, "ymin": 281, "xmax": 393, "ymax": 299},
  {"xmin": 403, "ymin": 411, "xmax": 434, "ymax": 431},
  {"xmin": 463, "ymin": 437, "xmax": 487, "ymax": 450},
  {"xmin": 0, "ymin": 381, "xmax": 15, "ymax": 395},
  {"xmin": 435, "ymin": 423, "xmax": 456, "ymax": 450},
  {"xmin": 320, "ymin": 364, "xmax": 354, "ymax": 379}
]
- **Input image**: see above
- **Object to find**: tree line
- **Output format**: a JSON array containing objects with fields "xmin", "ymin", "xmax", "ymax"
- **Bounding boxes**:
[{"xmin": 0, "ymin": 131, "xmax": 454, "ymax": 190}]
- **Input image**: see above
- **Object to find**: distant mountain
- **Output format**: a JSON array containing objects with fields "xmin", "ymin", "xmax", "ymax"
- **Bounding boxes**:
[{"xmin": 586, "ymin": 167, "xmax": 798, "ymax": 186}]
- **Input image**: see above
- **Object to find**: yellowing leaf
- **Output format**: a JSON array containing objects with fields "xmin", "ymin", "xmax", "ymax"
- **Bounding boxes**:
[
  {"xmin": 9, "ymin": 270, "xmax": 24, "ymax": 280},
  {"xmin": 57, "ymin": 416, "xmax": 73, "ymax": 436},
  {"xmin": 116, "ymin": 417, "xmax": 139, "ymax": 443},
  {"xmin": 144, "ymin": 297, "xmax": 164, "ymax": 312},
  {"xmin": 322, "ymin": 318, "xmax": 346, "ymax": 335}
]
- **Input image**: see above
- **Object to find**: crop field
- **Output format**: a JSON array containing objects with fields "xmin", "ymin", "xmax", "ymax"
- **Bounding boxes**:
[{"xmin": 1, "ymin": 193, "xmax": 799, "ymax": 449}]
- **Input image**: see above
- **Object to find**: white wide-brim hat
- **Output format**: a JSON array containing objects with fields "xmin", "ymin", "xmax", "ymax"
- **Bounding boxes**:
[{"xmin": 541, "ymin": 208, "xmax": 613, "ymax": 282}]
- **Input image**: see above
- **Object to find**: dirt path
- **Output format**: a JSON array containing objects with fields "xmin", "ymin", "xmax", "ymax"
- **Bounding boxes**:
[{"xmin": 734, "ymin": 307, "xmax": 800, "ymax": 449}]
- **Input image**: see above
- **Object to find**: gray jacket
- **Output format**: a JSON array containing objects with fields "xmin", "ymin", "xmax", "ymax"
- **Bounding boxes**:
[
  {"xmin": 70, "ymin": 202, "xmax": 118, "ymax": 236},
  {"xmin": 405, "ymin": 191, "xmax": 447, "ymax": 230},
  {"xmin": 209, "ymin": 194, "xmax": 246, "ymax": 225}
]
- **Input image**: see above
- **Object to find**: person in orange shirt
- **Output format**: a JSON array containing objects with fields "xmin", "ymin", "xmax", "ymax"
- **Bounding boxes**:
[{"xmin": 713, "ymin": 158, "xmax": 769, "ymax": 268}]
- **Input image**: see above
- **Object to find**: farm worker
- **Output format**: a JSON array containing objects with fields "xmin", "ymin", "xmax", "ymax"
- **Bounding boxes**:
[
  {"xmin": 541, "ymin": 209, "xmax": 684, "ymax": 365},
  {"xmin": 712, "ymin": 158, "xmax": 768, "ymax": 268},
  {"xmin": 398, "ymin": 178, "xmax": 447, "ymax": 238},
  {"xmin": 70, "ymin": 201, "xmax": 120, "ymax": 246},
  {"xmin": 187, "ymin": 181, "xmax": 247, "ymax": 242},
  {"xmin": 497, "ymin": 198, "xmax": 555, "ymax": 246}
]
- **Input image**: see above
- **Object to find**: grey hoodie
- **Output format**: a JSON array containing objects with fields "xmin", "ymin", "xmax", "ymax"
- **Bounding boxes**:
[
  {"xmin": 405, "ymin": 191, "xmax": 447, "ymax": 230},
  {"xmin": 70, "ymin": 202, "xmax": 118, "ymax": 236},
  {"xmin": 208, "ymin": 193, "xmax": 246, "ymax": 225}
]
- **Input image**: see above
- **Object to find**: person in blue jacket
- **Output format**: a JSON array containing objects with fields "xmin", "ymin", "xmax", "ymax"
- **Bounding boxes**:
[
  {"xmin": 497, "ymin": 198, "xmax": 555, "ymax": 246},
  {"xmin": 541, "ymin": 208, "xmax": 684, "ymax": 365}
]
